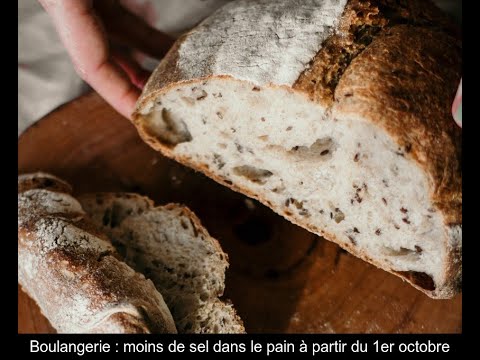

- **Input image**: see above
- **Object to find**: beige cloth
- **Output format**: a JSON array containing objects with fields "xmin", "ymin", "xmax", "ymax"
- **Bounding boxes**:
[
  {"xmin": 18, "ymin": 0, "xmax": 231, "ymax": 135},
  {"xmin": 18, "ymin": 0, "xmax": 461, "ymax": 136}
]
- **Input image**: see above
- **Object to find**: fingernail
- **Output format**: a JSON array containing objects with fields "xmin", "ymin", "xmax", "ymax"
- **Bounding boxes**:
[{"xmin": 452, "ymin": 79, "xmax": 462, "ymax": 127}]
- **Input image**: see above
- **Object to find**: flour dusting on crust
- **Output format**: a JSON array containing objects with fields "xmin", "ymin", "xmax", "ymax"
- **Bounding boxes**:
[{"xmin": 178, "ymin": 0, "xmax": 348, "ymax": 86}]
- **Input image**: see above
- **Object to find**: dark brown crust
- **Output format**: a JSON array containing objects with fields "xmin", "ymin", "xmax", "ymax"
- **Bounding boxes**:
[
  {"xmin": 293, "ymin": 0, "xmax": 460, "ymax": 106},
  {"xmin": 18, "ymin": 173, "xmax": 177, "ymax": 333},
  {"xmin": 132, "ymin": 0, "xmax": 462, "ymax": 298},
  {"xmin": 18, "ymin": 172, "xmax": 72, "ymax": 194}
]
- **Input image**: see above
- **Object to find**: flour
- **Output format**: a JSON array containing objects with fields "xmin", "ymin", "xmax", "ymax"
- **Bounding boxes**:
[{"xmin": 178, "ymin": 0, "xmax": 348, "ymax": 86}]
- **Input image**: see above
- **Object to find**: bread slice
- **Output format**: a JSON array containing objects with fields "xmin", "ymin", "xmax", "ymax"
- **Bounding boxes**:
[
  {"xmin": 131, "ymin": 0, "xmax": 462, "ymax": 298},
  {"xmin": 18, "ymin": 173, "xmax": 177, "ymax": 333},
  {"xmin": 79, "ymin": 193, "xmax": 245, "ymax": 333}
]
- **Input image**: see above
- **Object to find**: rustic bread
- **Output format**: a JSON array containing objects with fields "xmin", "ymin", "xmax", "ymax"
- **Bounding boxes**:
[
  {"xmin": 132, "ymin": 0, "xmax": 462, "ymax": 298},
  {"xmin": 79, "ymin": 192, "xmax": 245, "ymax": 333},
  {"xmin": 18, "ymin": 173, "xmax": 177, "ymax": 333}
]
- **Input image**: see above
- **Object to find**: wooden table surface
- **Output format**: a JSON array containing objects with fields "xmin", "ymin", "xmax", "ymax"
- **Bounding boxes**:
[{"xmin": 18, "ymin": 92, "xmax": 462, "ymax": 334}]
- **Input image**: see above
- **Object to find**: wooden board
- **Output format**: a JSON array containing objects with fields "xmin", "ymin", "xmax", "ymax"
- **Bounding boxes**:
[{"xmin": 18, "ymin": 92, "xmax": 461, "ymax": 334}]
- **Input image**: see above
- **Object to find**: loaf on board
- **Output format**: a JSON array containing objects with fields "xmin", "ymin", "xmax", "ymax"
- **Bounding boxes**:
[
  {"xmin": 18, "ymin": 173, "xmax": 244, "ymax": 333},
  {"xmin": 18, "ymin": 173, "xmax": 177, "ymax": 333},
  {"xmin": 132, "ymin": 0, "xmax": 462, "ymax": 298}
]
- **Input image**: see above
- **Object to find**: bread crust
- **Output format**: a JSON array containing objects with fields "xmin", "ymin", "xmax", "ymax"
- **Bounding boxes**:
[
  {"xmin": 18, "ymin": 173, "xmax": 177, "ymax": 333},
  {"xmin": 78, "ymin": 192, "xmax": 245, "ymax": 333},
  {"xmin": 132, "ymin": 0, "xmax": 461, "ymax": 298}
]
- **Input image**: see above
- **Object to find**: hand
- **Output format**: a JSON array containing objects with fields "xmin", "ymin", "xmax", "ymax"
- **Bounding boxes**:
[
  {"xmin": 452, "ymin": 79, "xmax": 462, "ymax": 128},
  {"xmin": 38, "ymin": 0, "xmax": 174, "ymax": 119}
]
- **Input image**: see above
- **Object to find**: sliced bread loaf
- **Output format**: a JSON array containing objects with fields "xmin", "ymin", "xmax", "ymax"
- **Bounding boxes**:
[
  {"xmin": 18, "ymin": 173, "xmax": 177, "ymax": 333},
  {"xmin": 79, "ymin": 192, "xmax": 245, "ymax": 333}
]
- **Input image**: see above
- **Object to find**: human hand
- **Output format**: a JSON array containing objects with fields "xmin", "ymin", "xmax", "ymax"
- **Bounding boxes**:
[
  {"xmin": 38, "ymin": 0, "xmax": 174, "ymax": 119},
  {"xmin": 452, "ymin": 79, "xmax": 462, "ymax": 128}
]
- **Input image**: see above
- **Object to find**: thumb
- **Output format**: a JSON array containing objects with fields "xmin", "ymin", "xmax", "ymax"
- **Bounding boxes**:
[{"xmin": 452, "ymin": 79, "xmax": 462, "ymax": 128}]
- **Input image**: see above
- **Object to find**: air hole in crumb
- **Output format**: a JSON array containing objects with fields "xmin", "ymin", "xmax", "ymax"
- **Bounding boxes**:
[
  {"xmin": 252, "ymin": 86, "xmax": 261, "ymax": 91},
  {"xmin": 142, "ymin": 108, "xmax": 192, "ymax": 147},
  {"xmin": 195, "ymin": 89, "xmax": 207, "ymax": 100},
  {"xmin": 180, "ymin": 220, "xmax": 188, "ymax": 230},
  {"xmin": 261, "ymin": 117, "xmax": 266, "ymax": 122},
  {"xmin": 334, "ymin": 208, "xmax": 345, "ymax": 223},
  {"xmin": 382, "ymin": 198, "xmax": 387, "ymax": 205},
  {"xmin": 288, "ymin": 137, "xmax": 337, "ymax": 160},
  {"xmin": 382, "ymin": 246, "xmax": 420, "ymax": 257},
  {"xmin": 258, "ymin": 135, "xmax": 269, "ymax": 141},
  {"xmin": 286, "ymin": 126, "xmax": 293, "ymax": 131},
  {"xmin": 233, "ymin": 165, "xmax": 273, "ymax": 184},
  {"xmin": 213, "ymin": 154, "xmax": 225, "ymax": 169},
  {"xmin": 375, "ymin": 229, "xmax": 381, "ymax": 235}
]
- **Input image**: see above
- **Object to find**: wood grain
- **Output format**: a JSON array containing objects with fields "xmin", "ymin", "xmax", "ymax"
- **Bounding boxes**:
[{"xmin": 18, "ymin": 92, "xmax": 461, "ymax": 334}]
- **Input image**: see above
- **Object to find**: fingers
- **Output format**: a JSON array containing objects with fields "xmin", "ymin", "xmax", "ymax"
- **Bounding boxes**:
[
  {"xmin": 452, "ymin": 79, "xmax": 462, "ymax": 128},
  {"xmin": 111, "ymin": 51, "xmax": 150, "ymax": 89},
  {"xmin": 39, "ymin": 0, "xmax": 139, "ymax": 119},
  {"xmin": 94, "ymin": 1, "xmax": 175, "ymax": 59}
]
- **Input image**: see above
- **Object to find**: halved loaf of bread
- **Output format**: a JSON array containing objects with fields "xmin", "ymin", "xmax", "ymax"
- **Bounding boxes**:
[
  {"xmin": 79, "ymin": 192, "xmax": 245, "ymax": 333},
  {"xmin": 132, "ymin": 0, "xmax": 462, "ymax": 298}
]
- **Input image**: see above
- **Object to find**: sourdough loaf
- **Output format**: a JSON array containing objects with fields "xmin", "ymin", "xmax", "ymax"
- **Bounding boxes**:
[
  {"xmin": 132, "ymin": 0, "xmax": 462, "ymax": 298},
  {"xmin": 18, "ymin": 173, "xmax": 177, "ymax": 333},
  {"xmin": 79, "ymin": 192, "xmax": 245, "ymax": 334}
]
